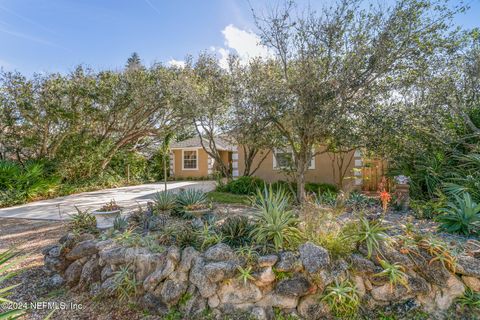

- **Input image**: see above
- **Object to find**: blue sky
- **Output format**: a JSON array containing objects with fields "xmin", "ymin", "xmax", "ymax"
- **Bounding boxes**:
[{"xmin": 1, "ymin": 0, "xmax": 479, "ymax": 75}]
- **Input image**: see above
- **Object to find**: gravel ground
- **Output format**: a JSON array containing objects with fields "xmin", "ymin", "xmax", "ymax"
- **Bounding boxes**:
[{"xmin": 0, "ymin": 218, "xmax": 156, "ymax": 320}]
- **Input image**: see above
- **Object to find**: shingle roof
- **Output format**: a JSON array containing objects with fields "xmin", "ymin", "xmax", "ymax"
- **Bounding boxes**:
[{"xmin": 170, "ymin": 136, "xmax": 236, "ymax": 151}]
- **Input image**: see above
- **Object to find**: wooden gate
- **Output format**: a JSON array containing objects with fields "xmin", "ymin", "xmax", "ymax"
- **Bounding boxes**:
[{"xmin": 361, "ymin": 159, "xmax": 388, "ymax": 193}]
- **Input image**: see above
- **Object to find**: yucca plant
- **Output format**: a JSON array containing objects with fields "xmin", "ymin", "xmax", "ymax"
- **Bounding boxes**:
[
  {"xmin": 437, "ymin": 192, "xmax": 480, "ymax": 236},
  {"xmin": 374, "ymin": 258, "xmax": 409, "ymax": 292},
  {"xmin": 321, "ymin": 280, "xmax": 360, "ymax": 318},
  {"xmin": 0, "ymin": 250, "xmax": 25, "ymax": 320},
  {"xmin": 153, "ymin": 191, "xmax": 177, "ymax": 212},
  {"xmin": 176, "ymin": 189, "xmax": 209, "ymax": 211},
  {"xmin": 345, "ymin": 217, "xmax": 389, "ymax": 258},
  {"xmin": 250, "ymin": 185, "xmax": 302, "ymax": 251}
]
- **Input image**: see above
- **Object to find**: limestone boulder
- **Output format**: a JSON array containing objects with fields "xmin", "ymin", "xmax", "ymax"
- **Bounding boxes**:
[
  {"xmin": 275, "ymin": 276, "xmax": 313, "ymax": 297},
  {"xmin": 66, "ymin": 240, "xmax": 98, "ymax": 260},
  {"xmin": 299, "ymin": 242, "xmax": 330, "ymax": 274},
  {"xmin": 204, "ymin": 243, "xmax": 236, "ymax": 262}
]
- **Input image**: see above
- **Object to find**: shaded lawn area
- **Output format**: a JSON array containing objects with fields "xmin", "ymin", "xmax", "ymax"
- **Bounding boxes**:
[{"xmin": 207, "ymin": 191, "xmax": 251, "ymax": 205}]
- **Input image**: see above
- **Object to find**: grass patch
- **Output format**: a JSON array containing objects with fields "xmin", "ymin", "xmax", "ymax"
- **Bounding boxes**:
[{"xmin": 207, "ymin": 191, "xmax": 251, "ymax": 205}]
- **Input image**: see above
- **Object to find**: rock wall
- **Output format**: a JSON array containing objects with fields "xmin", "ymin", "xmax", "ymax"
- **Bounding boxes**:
[{"xmin": 43, "ymin": 234, "xmax": 480, "ymax": 319}]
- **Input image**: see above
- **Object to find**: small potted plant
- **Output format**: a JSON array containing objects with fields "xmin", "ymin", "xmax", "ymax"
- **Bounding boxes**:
[
  {"xmin": 93, "ymin": 199, "xmax": 122, "ymax": 229},
  {"xmin": 177, "ymin": 189, "xmax": 211, "ymax": 218}
]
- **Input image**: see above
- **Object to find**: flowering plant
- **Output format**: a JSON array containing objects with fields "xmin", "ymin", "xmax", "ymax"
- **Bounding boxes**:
[{"xmin": 380, "ymin": 190, "xmax": 392, "ymax": 213}]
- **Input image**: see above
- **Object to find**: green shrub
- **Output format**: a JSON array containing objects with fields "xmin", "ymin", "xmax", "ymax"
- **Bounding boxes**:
[
  {"xmin": 0, "ymin": 160, "xmax": 60, "ymax": 206},
  {"xmin": 250, "ymin": 185, "xmax": 302, "ymax": 251},
  {"xmin": 410, "ymin": 199, "xmax": 444, "ymax": 219},
  {"xmin": 321, "ymin": 280, "xmax": 360, "ymax": 318},
  {"xmin": 223, "ymin": 176, "xmax": 265, "ymax": 195},
  {"xmin": 437, "ymin": 192, "xmax": 480, "ymax": 236},
  {"xmin": 270, "ymin": 181, "xmax": 337, "ymax": 197},
  {"xmin": 305, "ymin": 182, "xmax": 338, "ymax": 194},
  {"xmin": 218, "ymin": 216, "xmax": 254, "ymax": 247},
  {"xmin": 153, "ymin": 191, "xmax": 177, "ymax": 212}
]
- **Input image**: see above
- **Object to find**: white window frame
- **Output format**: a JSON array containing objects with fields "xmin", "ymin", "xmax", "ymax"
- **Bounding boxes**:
[
  {"xmin": 182, "ymin": 149, "xmax": 199, "ymax": 170},
  {"xmin": 273, "ymin": 148, "xmax": 315, "ymax": 170}
]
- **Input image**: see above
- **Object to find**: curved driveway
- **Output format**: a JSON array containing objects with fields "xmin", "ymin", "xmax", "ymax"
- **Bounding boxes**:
[{"xmin": 0, "ymin": 181, "xmax": 215, "ymax": 221}]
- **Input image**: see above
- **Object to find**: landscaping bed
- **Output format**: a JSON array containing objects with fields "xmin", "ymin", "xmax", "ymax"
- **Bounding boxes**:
[{"xmin": 35, "ymin": 187, "xmax": 480, "ymax": 319}]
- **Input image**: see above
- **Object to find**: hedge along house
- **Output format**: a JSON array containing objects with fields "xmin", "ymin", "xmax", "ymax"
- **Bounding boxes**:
[
  {"xmin": 169, "ymin": 137, "xmax": 236, "ymax": 179},
  {"xmin": 169, "ymin": 137, "xmax": 378, "ymax": 190}
]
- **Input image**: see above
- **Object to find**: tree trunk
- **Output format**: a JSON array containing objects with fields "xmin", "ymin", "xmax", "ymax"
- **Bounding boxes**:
[
  {"xmin": 296, "ymin": 155, "xmax": 307, "ymax": 202},
  {"xmin": 163, "ymin": 153, "xmax": 168, "ymax": 191}
]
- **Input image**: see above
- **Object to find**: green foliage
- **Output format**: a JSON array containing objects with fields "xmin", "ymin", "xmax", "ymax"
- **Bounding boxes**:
[
  {"xmin": 272, "ymin": 268, "xmax": 293, "ymax": 281},
  {"xmin": 207, "ymin": 191, "xmax": 251, "ymax": 205},
  {"xmin": 305, "ymin": 182, "xmax": 338, "ymax": 195},
  {"xmin": 409, "ymin": 198, "xmax": 445, "ymax": 220},
  {"xmin": 235, "ymin": 246, "xmax": 260, "ymax": 266},
  {"xmin": 0, "ymin": 160, "xmax": 60, "ymax": 207},
  {"xmin": 250, "ymin": 185, "xmax": 302, "ymax": 251},
  {"xmin": 113, "ymin": 216, "xmax": 129, "ymax": 231},
  {"xmin": 176, "ymin": 189, "xmax": 209, "ymax": 211},
  {"xmin": 312, "ymin": 190, "xmax": 338, "ymax": 207},
  {"xmin": 222, "ymin": 176, "xmax": 265, "ymax": 195},
  {"xmin": 456, "ymin": 288, "xmax": 480, "ymax": 310},
  {"xmin": 237, "ymin": 266, "xmax": 255, "ymax": 286},
  {"xmin": 111, "ymin": 266, "xmax": 139, "ymax": 302},
  {"xmin": 115, "ymin": 230, "xmax": 165, "ymax": 253},
  {"xmin": 346, "ymin": 192, "xmax": 373, "ymax": 210},
  {"xmin": 195, "ymin": 224, "xmax": 224, "ymax": 251},
  {"xmin": 218, "ymin": 216, "xmax": 254, "ymax": 247},
  {"xmin": 68, "ymin": 207, "xmax": 97, "ymax": 234},
  {"xmin": 437, "ymin": 192, "xmax": 480, "ymax": 236},
  {"xmin": 153, "ymin": 191, "xmax": 178, "ymax": 212},
  {"xmin": 0, "ymin": 250, "xmax": 25, "ymax": 320},
  {"xmin": 345, "ymin": 217, "xmax": 389, "ymax": 258},
  {"xmin": 417, "ymin": 236, "xmax": 457, "ymax": 272},
  {"xmin": 321, "ymin": 280, "xmax": 360, "ymax": 318},
  {"xmin": 374, "ymin": 259, "xmax": 409, "ymax": 290}
]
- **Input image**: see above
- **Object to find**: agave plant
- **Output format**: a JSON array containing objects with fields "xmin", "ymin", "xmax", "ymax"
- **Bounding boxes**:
[
  {"xmin": 176, "ymin": 189, "xmax": 209, "ymax": 211},
  {"xmin": 153, "ymin": 191, "xmax": 178, "ymax": 212},
  {"xmin": 250, "ymin": 185, "xmax": 302, "ymax": 251},
  {"xmin": 437, "ymin": 192, "xmax": 480, "ymax": 236}
]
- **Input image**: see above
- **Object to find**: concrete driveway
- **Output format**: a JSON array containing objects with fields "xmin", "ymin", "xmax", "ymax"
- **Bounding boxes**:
[{"xmin": 0, "ymin": 181, "xmax": 215, "ymax": 221}]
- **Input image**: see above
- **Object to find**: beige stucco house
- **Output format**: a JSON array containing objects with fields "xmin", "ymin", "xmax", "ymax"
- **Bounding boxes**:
[{"xmin": 170, "ymin": 137, "xmax": 368, "ymax": 188}]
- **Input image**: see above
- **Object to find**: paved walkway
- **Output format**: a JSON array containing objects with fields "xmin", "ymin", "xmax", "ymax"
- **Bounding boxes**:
[{"xmin": 0, "ymin": 181, "xmax": 215, "ymax": 221}]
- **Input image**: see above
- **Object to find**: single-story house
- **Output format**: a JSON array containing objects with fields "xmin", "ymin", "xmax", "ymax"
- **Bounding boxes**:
[{"xmin": 169, "ymin": 137, "xmax": 381, "ymax": 189}]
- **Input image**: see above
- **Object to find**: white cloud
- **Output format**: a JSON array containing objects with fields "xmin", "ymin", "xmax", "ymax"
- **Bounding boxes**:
[
  {"xmin": 221, "ymin": 24, "xmax": 271, "ymax": 61},
  {"xmin": 210, "ymin": 24, "xmax": 273, "ymax": 69},
  {"xmin": 167, "ymin": 59, "xmax": 185, "ymax": 68}
]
